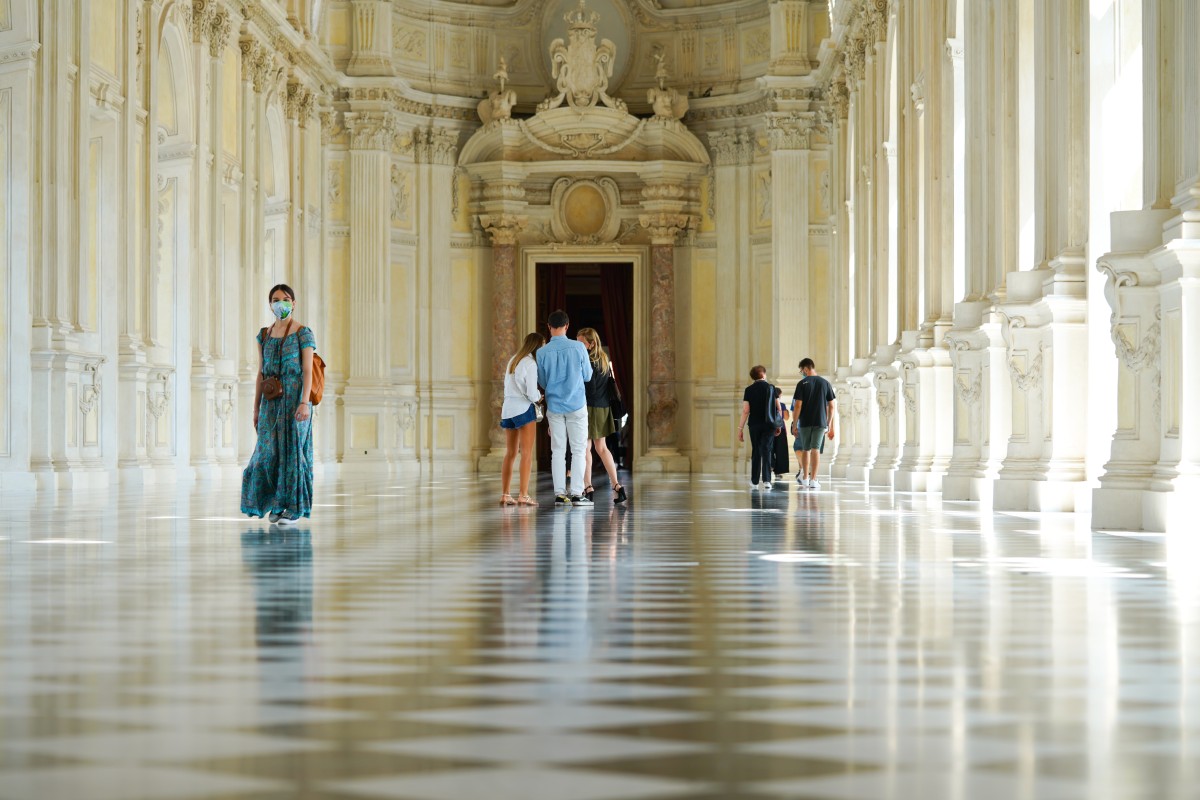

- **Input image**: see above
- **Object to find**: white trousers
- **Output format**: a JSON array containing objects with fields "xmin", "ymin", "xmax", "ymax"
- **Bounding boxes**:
[{"xmin": 547, "ymin": 406, "xmax": 589, "ymax": 496}]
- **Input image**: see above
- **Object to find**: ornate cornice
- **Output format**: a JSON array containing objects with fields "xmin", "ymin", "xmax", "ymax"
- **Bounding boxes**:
[{"xmin": 341, "ymin": 86, "xmax": 477, "ymax": 123}]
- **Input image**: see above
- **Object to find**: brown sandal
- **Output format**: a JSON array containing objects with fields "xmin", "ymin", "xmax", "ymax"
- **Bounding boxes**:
[
  {"xmin": 516, "ymin": 494, "xmax": 538, "ymax": 507},
  {"xmin": 500, "ymin": 494, "xmax": 516, "ymax": 506}
]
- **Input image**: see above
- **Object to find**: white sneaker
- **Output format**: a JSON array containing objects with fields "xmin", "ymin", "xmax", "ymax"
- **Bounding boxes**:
[
  {"xmin": 808, "ymin": 479, "xmax": 821, "ymax": 491},
  {"xmin": 761, "ymin": 482, "xmax": 773, "ymax": 491},
  {"xmin": 268, "ymin": 512, "xmax": 282, "ymax": 523},
  {"xmin": 749, "ymin": 482, "xmax": 759, "ymax": 490}
]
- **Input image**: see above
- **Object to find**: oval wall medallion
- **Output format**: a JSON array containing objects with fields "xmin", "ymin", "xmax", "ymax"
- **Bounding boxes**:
[{"xmin": 550, "ymin": 177, "xmax": 622, "ymax": 243}]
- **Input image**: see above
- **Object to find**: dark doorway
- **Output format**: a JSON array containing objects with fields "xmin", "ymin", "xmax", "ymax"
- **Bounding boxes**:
[{"xmin": 534, "ymin": 263, "xmax": 634, "ymax": 474}]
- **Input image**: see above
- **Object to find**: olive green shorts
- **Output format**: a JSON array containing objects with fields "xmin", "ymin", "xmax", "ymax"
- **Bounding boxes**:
[{"xmin": 794, "ymin": 426, "xmax": 826, "ymax": 453}]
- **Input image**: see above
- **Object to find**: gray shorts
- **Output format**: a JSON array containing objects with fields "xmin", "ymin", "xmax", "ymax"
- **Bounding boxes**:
[{"xmin": 794, "ymin": 426, "xmax": 826, "ymax": 453}]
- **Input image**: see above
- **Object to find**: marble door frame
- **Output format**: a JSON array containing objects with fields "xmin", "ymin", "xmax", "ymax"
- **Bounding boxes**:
[{"xmin": 520, "ymin": 245, "xmax": 650, "ymax": 470}]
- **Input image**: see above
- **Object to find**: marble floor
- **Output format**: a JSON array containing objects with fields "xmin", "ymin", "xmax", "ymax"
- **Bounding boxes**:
[{"xmin": 0, "ymin": 472, "xmax": 1198, "ymax": 800}]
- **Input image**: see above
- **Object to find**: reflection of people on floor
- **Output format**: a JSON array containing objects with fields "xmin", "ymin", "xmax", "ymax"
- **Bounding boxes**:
[{"xmin": 240, "ymin": 528, "xmax": 313, "ymax": 652}]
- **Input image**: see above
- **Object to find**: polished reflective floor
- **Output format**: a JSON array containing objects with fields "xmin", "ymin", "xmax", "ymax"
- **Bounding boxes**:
[{"xmin": 1, "ymin": 473, "xmax": 1198, "ymax": 799}]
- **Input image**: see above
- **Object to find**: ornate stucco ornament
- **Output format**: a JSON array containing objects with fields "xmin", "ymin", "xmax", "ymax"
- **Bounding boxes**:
[
  {"xmin": 538, "ymin": 0, "xmax": 627, "ymax": 113},
  {"xmin": 647, "ymin": 51, "xmax": 688, "ymax": 121},
  {"xmin": 478, "ymin": 58, "xmax": 518, "ymax": 126}
]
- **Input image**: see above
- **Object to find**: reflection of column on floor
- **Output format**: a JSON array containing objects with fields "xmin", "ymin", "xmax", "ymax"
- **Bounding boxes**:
[
  {"xmin": 480, "ymin": 215, "xmax": 527, "ymax": 451},
  {"xmin": 639, "ymin": 213, "xmax": 695, "ymax": 448}
]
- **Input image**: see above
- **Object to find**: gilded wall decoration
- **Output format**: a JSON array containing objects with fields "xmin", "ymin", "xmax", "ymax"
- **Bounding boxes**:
[{"xmin": 743, "ymin": 27, "xmax": 770, "ymax": 62}]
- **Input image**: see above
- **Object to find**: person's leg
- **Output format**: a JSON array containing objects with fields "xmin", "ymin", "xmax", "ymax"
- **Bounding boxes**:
[
  {"xmin": 501, "ymin": 427, "xmax": 519, "ymax": 496},
  {"xmin": 748, "ymin": 425, "xmax": 764, "ymax": 485},
  {"xmin": 566, "ymin": 407, "xmax": 589, "ymax": 497},
  {"xmin": 517, "ymin": 422, "xmax": 537, "ymax": 498},
  {"xmin": 548, "ymin": 411, "xmax": 568, "ymax": 496},
  {"xmin": 584, "ymin": 437, "xmax": 594, "ymax": 490},
  {"xmin": 758, "ymin": 429, "xmax": 775, "ymax": 485},
  {"xmin": 593, "ymin": 437, "xmax": 620, "ymax": 489}
]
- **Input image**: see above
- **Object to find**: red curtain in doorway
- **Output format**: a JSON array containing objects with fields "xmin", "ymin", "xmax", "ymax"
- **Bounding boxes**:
[
  {"xmin": 546, "ymin": 264, "xmax": 567, "ymax": 325},
  {"xmin": 600, "ymin": 267, "xmax": 633, "ymax": 418}
]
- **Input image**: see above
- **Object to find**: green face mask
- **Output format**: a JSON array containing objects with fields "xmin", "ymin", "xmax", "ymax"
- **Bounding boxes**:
[{"xmin": 270, "ymin": 300, "xmax": 293, "ymax": 321}]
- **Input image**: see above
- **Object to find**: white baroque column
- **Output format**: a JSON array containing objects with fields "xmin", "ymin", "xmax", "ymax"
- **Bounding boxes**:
[
  {"xmin": 0, "ymin": 0, "xmax": 37, "ymax": 488},
  {"xmin": 867, "ymin": 363, "xmax": 903, "ymax": 487},
  {"xmin": 707, "ymin": 128, "xmax": 755, "ymax": 473},
  {"xmin": 1092, "ymin": 211, "xmax": 1172, "ymax": 529},
  {"xmin": 340, "ymin": 109, "xmax": 395, "ymax": 469},
  {"xmin": 941, "ymin": 308, "xmax": 1012, "ymax": 503},
  {"xmin": 767, "ymin": 111, "xmax": 814, "ymax": 391}
]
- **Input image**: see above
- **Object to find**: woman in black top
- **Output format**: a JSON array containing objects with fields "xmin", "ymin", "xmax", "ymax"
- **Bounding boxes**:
[
  {"xmin": 578, "ymin": 328, "xmax": 627, "ymax": 504},
  {"xmin": 772, "ymin": 385, "xmax": 790, "ymax": 480},
  {"xmin": 737, "ymin": 365, "xmax": 780, "ymax": 490}
]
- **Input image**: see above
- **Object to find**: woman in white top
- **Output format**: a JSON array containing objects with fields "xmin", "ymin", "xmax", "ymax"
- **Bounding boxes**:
[{"xmin": 500, "ymin": 332, "xmax": 544, "ymax": 506}]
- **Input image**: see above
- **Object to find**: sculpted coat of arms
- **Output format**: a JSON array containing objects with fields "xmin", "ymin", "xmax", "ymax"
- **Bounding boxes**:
[{"xmin": 538, "ymin": 0, "xmax": 627, "ymax": 113}]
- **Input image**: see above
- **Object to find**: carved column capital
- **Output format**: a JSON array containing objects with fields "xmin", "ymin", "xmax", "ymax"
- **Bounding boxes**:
[
  {"xmin": 345, "ymin": 111, "xmax": 397, "ymax": 151},
  {"xmin": 479, "ymin": 214, "xmax": 528, "ymax": 246},
  {"xmin": 416, "ymin": 127, "xmax": 460, "ymax": 166},
  {"xmin": 193, "ymin": 1, "xmax": 232, "ymax": 58},
  {"xmin": 767, "ymin": 112, "xmax": 814, "ymax": 151},
  {"xmin": 285, "ymin": 82, "xmax": 315, "ymax": 125},
  {"xmin": 639, "ymin": 213, "xmax": 695, "ymax": 245},
  {"xmin": 319, "ymin": 109, "xmax": 343, "ymax": 144},
  {"xmin": 708, "ymin": 128, "xmax": 755, "ymax": 166},
  {"xmin": 239, "ymin": 38, "xmax": 275, "ymax": 93}
]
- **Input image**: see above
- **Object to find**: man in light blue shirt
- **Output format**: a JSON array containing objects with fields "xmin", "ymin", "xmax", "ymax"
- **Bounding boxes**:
[{"xmin": 536, "ymin": 309, "xmax": 593, "ymax": 504}]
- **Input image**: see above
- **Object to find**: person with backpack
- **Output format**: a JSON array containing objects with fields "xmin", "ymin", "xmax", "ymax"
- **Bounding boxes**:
[
  {"xmin": 241, "ymin": 283, "xmax": 322, "ymax": 524},
  {"xmin": 737, "ymin": 365, "xmax": 782, "ymax": 490}
]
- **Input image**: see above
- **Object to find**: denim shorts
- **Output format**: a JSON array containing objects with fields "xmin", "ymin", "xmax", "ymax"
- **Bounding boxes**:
[{"xmin": 501, "ymin": 404, "xmax": 537, "ymax": 430}]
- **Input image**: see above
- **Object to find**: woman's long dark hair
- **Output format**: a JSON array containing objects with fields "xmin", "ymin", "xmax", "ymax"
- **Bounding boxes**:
[{"xmin": 268, "ymin": 283, "xmax": 296, "ymax": 302}]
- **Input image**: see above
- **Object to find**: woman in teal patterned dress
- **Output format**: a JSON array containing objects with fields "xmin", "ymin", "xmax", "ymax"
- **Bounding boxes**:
[{"xmin": 241, "ymin": 284, "xmax": 317, "ymax": 525}]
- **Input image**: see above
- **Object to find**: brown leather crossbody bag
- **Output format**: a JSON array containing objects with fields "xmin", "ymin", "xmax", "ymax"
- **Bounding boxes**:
[{"xmin": 259, "ymin": 326, "xmax": 285, "ymax": 400}]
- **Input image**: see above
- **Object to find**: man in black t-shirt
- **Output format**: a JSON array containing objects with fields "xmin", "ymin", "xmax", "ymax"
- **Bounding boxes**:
[{"xmin": 791, "ymin": 357, "xmax": 837, "ymax": 490}]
